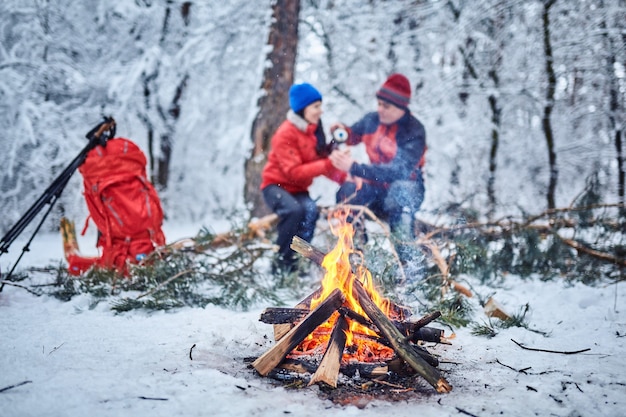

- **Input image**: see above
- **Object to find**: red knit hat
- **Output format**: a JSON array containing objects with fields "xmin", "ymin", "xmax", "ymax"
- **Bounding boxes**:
[{"xmin": 376, "ymin": 73, "xmax": 411, "ymax": 109}]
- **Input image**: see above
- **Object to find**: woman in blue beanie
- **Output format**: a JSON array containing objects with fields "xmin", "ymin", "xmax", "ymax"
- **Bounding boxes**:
[{"xmin": 261, "ymin": 83, "xmax": 347, "ymax": 276}]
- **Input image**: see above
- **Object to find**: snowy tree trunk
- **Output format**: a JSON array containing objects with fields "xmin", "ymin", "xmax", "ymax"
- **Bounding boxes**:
[
  {"xmin": 542, "ymin": 0, "xmax": 558, "ymax": 210},
  {"xmin": 598, "ymin": 4, "xmax": 625, "ymax": 211},
  {"xmin": 154, "ymin": 2, "xmax": 189, "ymax": 190},
  {"xmin": 244, "ymin": 0, "xmax": 300, "ymax": 218},
  {"xmin": 486, "ymin": 1, "xmax": 505, "ymax": 220}
]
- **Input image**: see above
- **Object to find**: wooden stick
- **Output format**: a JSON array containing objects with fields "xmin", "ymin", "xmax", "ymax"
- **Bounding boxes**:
[
  {"xmin": 252, "ymin": 288, "xmax": 345, "ymax": 376},
  {"xmin": 511, "ymin": 339, "xmax": 591, "ymax": 355},
  {"xmin": 308, "ymin": 315, "xmax": 349, "ymax": 388},
  {"xmin": 409, "ymin": 311, "xmax": 442, "ymax": 330},
  {"xmin": 351, "ymin": 278, "xmax": 452, "ymax": 393},
  {"xmin": 338, "ymin": 306, "xmax": 377, "ymax": 331},
  {"xmin": 262, "ymin": 305, "xmax": 444, "ymax": 344},
  {"xmin": 354, "ymin": 333, "xmax": 439, "ymax": 367},
  {"xmin": 290, "ymin": 236, "xmax": 326, "ymax": 265}
]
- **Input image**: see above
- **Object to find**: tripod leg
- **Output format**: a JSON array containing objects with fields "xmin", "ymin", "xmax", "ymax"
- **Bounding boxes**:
[{"xmin": 0, "ymin": 194, "xmax": 60, "ymax": 291}]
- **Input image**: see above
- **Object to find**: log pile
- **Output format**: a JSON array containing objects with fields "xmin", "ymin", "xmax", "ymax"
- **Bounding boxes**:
[{"xmin": 251, "ymin": 236, "xmax": 453, "ymax": 394}]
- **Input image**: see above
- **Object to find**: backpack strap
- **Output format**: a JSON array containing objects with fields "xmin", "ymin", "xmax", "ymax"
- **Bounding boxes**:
[{"xmin": 81, "ymin": 215, "xmax": 92, "ymax": 236}]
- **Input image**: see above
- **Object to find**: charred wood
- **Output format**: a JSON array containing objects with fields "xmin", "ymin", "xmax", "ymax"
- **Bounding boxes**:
[
  {"xmin": 260, "ymin": 307, "xmax": 309, "ymax": 324},
  {"xmin": 252, "ymin": 288, "xmax": 345, "ymax": 376},
  {"xmin": 351, "ymin": 278, "xmax": 452, "ymax": 393},
  {"xmin": 410, "ymin": 327, "xmax": 445, "ymax": 344},
  {"xmin": 409, "ymin": 311, "xmax": 442, "ymax": 330}
]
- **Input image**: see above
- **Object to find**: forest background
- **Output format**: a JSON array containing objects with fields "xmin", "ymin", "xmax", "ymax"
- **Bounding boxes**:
[{"xmin": 1, "ymin": 0, "xmax": 624, "ymax": 237}]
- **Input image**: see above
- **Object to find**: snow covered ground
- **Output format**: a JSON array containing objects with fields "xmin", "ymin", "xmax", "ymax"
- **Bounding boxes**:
[{"xmin": 1, "ymin": 223, "xmax": 625, "ymax": 417}]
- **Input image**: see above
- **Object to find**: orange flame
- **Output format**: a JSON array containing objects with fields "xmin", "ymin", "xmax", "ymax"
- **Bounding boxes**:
[{"xmin": 296, "ymin": 209, "xmax": 396, "ymax": 362}]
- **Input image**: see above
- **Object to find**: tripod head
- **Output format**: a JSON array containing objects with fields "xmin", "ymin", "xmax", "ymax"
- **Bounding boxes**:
[{"xmin": 85, "ymin": 116, "xmax": 116, "ymax": 148}]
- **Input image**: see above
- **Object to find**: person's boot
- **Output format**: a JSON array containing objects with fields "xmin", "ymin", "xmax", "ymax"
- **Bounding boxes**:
[
  {"xmin": 392, "ymin": 212, "xmax": 424, "ymax": 283},
  {"xmin": 352, "ymin": 218, "xmax": 368, "ymax": 249},
  {"xmin": 395, "ymin": 242, "xmax": 425, "ymax": 283},
  {"xmin": 271, "ymin": 253, "xmax": 298, "ymax": 277}
]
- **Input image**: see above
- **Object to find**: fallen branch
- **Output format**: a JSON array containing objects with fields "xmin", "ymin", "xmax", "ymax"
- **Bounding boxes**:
[
  {"xmin": 0, "ymin": 380, "xmax": 32, "ymax": 393},
  {"xmin": 166, "ymin": 214, "xmax": 279, "ymax": 252},
  {"xmin": 418, "ymin": 203, "xmax": 625, "ymax": 241},
  {"xmin": 511, "ymin": 339, "xmax": 590, "ymax": 355},
  {"xmin": 455, "ymin": 407, "xmax": 480, "ymax": 417},
  {"xmin": 48, "ymin": 343, "xmax": 65, "ymax": 355},
  {"xmin": 557, "ymin": 236, "xmax": 626, "ymax": 267},
  {"xmin": 0, "ymin": 280, "xmax": 41, "ymax": 296},
  {"xmin": 495, "ymin": 358, "xmax": 531, "ymax": 374}
]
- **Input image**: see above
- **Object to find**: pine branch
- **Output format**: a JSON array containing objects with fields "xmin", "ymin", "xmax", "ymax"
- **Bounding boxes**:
[{"xmin": 135, "ymin": 269, "xmax": 194, "ymax": 300}]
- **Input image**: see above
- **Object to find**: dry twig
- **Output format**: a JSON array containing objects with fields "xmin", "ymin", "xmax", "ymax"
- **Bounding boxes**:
[{"xmin": 511, "ymin": 339, "xmax": 590, "ymax": 355}]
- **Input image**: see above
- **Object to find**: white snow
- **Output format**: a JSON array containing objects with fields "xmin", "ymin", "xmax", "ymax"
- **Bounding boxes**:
[
  {"xmin": 1, "ymin": 1, "xmax": 625, "ymax": 415},
  {"xmin": 1, "ymin": 222, "xmax": 624, "ymax": 417}
]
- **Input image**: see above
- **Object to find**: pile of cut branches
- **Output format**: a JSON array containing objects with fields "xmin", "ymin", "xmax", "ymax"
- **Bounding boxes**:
[{"xmin": 3, "ymin": 199, "xmax": 623, "ymax": 320}]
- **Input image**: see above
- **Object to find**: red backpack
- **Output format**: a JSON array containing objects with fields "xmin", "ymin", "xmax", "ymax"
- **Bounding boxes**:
[{"xmin": 67, "ymin": 137, "xmax": 166, "ymax": 275}]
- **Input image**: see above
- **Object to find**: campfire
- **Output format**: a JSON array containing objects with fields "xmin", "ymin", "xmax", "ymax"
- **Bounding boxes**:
[{"xmin": 251, "ymin": 210, "xmax": 453, "ymax": 393}]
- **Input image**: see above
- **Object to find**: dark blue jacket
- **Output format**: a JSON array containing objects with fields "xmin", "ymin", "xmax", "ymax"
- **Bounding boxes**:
[{"xmin": 347, "ymin": 111, "xmax": 426, "ymax": 185}]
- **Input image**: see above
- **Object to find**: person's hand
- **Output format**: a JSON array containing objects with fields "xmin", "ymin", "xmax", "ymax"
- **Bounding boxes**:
[{"xmin": 329, "ymin": 148, "xmax": 354, "ymax": 172}]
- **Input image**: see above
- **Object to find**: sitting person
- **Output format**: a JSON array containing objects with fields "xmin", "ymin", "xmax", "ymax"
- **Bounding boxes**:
[
  {"xmin": 329, "ymin": 73, "xmax": 427, "ymax": 278},
  {"xmin": 261, "ymin": 83, "xmax": 347, "ymax": 275}
]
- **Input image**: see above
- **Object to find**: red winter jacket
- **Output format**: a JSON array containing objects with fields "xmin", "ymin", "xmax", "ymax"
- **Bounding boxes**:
[{"xmin": 261, "ymin": 111, "xmax": 346, "ymax": 193}]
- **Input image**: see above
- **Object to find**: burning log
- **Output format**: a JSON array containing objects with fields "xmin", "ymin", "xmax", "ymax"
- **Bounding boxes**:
[
  {"xmin": 351, "ymin": 278, "xmax": 452, "ymax": 393},
  {"xmin": 338, "ymin": 306, "xmax": 377, "ymax": 331},
  {"xmin": 252, "ymin": 288, "xmax": 345, "ymax": 376},
  {"xmin": 290, "ymin": 235, "xmax": 326, "ymax": 264},
  {"xmin": 308, "ymin": 315, "xmax": 349, "ymax": 388}
]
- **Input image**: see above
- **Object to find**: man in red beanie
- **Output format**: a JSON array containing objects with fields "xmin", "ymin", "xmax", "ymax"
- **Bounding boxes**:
[{"xmin": 329, "ymin": 73, "xmax": 426, "ymax": 280}]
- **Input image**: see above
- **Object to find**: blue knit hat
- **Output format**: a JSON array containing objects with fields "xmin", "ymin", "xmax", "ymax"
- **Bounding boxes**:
[{"xmin": 289, "ymin": 83, "xmax": 322, "ymax": 112}]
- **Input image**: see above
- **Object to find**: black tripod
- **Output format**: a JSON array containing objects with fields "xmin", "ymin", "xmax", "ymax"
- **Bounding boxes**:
[{"xmin": 0, "ymin": 117, "xmax": 116, "ymax": 291}]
